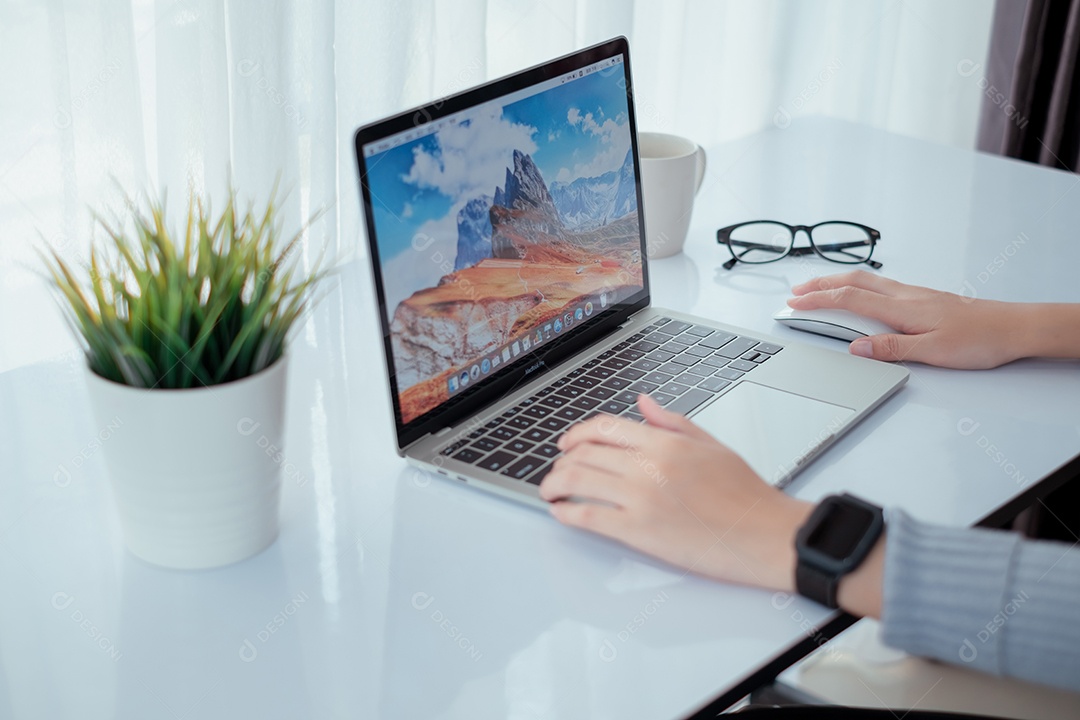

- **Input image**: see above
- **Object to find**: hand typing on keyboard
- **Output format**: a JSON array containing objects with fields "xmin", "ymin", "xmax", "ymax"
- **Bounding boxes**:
[{"xmin": 538, "ymin": 394, "xmax": 814, "ymax": 593}]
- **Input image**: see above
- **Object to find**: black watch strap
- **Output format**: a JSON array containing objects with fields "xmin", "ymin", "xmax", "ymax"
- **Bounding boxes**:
[{"xmin": 796, "ymin": 560, "xmax": 840, "ymax": 609}]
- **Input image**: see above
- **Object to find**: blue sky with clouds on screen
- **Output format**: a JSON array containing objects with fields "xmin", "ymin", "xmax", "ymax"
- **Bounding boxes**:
[{"xmin": 367, "ymin": 68, "xmax": 633, "ymax": 269}]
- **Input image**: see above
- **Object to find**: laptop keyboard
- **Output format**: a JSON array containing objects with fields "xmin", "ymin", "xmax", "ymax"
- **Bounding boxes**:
[{"xmin": 436, "ymin": 317, "xmax": 783, "ymax": 486}]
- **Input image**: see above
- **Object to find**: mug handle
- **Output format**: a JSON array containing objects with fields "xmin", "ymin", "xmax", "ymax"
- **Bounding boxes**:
[{"xmin": 693, "ymin": 145, "xmax": 707, "ymax": 195}]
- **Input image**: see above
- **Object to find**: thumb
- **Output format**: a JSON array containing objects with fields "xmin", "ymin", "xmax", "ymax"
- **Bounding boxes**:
[
  {"xmin": 850, "ymin": 333, "xmax": 922, "ymax": 362},
  {"xmin": 636, "ymin": 393, "xmax": 713, "ymax": 440}
]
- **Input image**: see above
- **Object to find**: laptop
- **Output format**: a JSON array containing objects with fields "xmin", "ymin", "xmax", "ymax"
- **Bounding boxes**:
[{"xmin": 352, "ymin": 37, "xmax": 908, "ymax": 509}]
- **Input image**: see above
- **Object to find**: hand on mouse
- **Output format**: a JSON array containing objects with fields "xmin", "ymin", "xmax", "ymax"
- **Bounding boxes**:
[
  {"xmin": 539, "ymin": 395, "xmax": 813, "ymax": 592},
  {"xmin": 788, "ymin": 271, "xmax": 1034, "ymax": 369}
]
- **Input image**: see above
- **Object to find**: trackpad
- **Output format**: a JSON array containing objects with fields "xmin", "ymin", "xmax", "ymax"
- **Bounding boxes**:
[{"xmin": 690, "ymin": 383, "xmax": 855, "ymax": 485}]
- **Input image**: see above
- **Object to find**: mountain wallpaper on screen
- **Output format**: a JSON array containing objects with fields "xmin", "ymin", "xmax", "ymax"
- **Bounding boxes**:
[{"xmin": 391, "ymin": 148, "xmax": 642, "ymax": 423}]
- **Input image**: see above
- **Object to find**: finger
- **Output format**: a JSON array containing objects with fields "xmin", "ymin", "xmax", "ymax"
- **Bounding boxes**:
[
  {"xmin": 561, "ymin": 442, "xmax": 639, "ymax": 478},
  {"xmin": 558, "ymin": 412, "xmax": 660, "ymax": 452},
  {"xmin": 636, "ymin": 394, "xmax": 713, "ymax": 441},
  {"xmin": 786, "ymin": 286, "xmax": 909, "ymax": 329},
  {"xmin": 539, "ymin": 459, "xmax": 630, "ymax": 506},
  {"xmin": 791, "ymin": 270, "xmax": 906, "ymax": 298},
  {"xmin": 549, "ymin": 500, "xmax": 632, "ymax": 542},
  {"xmin": 849, "ymin": 333, "xmax": 926, "ymax": 363}
]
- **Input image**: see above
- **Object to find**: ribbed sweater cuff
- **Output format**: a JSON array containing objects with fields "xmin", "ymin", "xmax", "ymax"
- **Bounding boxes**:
[{"xmin": 881, "ymin": 509, "xmax": 1080, "ymax": 691}]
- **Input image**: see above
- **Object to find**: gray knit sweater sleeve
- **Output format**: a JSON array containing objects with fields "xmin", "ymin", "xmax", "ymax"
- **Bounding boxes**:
[{"xmin": 881, "ymin": 509, "xmax": 1080, "ymax": 692}]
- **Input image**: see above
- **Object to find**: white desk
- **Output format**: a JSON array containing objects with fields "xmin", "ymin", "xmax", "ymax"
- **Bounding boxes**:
[{"xmin": 1, "ymin": 118, "xmax": 1078, "ymax": 720}]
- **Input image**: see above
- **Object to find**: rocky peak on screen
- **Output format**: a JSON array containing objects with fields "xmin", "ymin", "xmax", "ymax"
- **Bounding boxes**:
[{"xmin": 499, "ymin": 150, "xmax": 560, "ymax": 219}]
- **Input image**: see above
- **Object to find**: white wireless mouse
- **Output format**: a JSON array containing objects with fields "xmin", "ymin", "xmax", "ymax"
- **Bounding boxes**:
[{"xmin": 773, "ymin": 306, "xmax": 896, "ymax": 342}]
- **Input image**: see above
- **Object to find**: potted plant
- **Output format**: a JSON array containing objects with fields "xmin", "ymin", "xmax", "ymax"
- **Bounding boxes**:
[{"xmin": 41, "ymin": 188, "xmax": 330, "ymax": 569}]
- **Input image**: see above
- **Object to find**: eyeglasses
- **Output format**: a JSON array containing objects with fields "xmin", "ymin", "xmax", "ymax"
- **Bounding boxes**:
[{"xmin": 717, "ymin": 220, "xmax": 882, "ymax": 270}]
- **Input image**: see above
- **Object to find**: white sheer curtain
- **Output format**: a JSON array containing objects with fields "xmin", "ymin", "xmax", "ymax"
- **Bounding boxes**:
[{"xmin": 0, "ymin": 0, "xmax": 993, "ymax": 371}]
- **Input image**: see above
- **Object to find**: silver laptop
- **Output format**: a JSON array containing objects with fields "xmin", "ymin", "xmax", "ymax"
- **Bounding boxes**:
[{"xmin": 352, "ymin": 37, "xmax": 908, "ymax": 509}]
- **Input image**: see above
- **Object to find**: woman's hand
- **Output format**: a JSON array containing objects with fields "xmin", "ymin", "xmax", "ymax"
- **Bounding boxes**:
[
  {"xmin": 539, "ymin": 395, "xmax": 813, "ymax": 592},
  {"xmin": 788, "ymin": 271, "xmax": 1029, "ymax": 369}
]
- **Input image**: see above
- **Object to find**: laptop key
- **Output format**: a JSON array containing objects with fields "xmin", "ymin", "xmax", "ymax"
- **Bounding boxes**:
[
  {"xmin": 617, "ymin": 348, "xmax": 646, "ymax": 361},
  {"xmin": 658, "ymin": 382, "xmax": 690, "ymax": 396},
  {"xmin": 666, "ymin": 388, "xmax": 713, "ymax": 416},
  {"xmin": 673, "ymin": 334, "xmax": 702, "ymax": 346},
  {"xmin": 602, "ymin": 376, "xmax": 632, "ymax": 391},
  {"xmin": 503, "ymin": 456, "xmax": 545, "ymax": 481},
  {"xmin": 538, "ymin": 417, "xmax": 568, "ymax": 432},
  {"xmin": 485, "ymin": 419, "xmax": 502, "ymax": 429},
  {"xmin": 452, "ymin": 448, "xmax": 486, "ymax": 464},
  {"xmin": 664, "ymin": 321, "xmax": 693, "ymax": 335},
  {"xmin": 505, "ymin": 439, "xmax": 535, "ymax": 454},
  {"xmin": 524, "ymin": 462, "xmax": 554, "ymax": 485},
  {"xmin": 597, "ymin": 400, "xmax": 630, "ymax": 415},
  {"xmin": 554, "ymin": 406, "xmax": 586, "ymax": 422},
  {"xmin": 555, "ymin": 384, "xmax": 586, "ymax": 399},
  {"xmin": 660, "ymin": 341, "xmax": 690, "ymax": 354},
  {"xmin": 478, "ymin": 450, "xmax": 516, "ymax": 472},
  {"xmin": 588, "ymin": 386, "xmax": 617, "ymax": 401},
  {"xmin": 715, "ymin": 337, "xmax": 759, "ymax": 359},
  {"xmin": 631, "ymin": 358, "xmax": 661, "ymax": 372},
  {"xmin": 647, "ymin": 349, "xmax": 676, "ymax": 363},
  {"xmin": 642, "ymin": 371, "xmax": 674, "ymax": 385},
  {"xmin": 616, "ymin": 367, "xmax": 646, "ymax": 381},
  {"xmin": 571, "ymin": 375, "xmax": 601, "ymax": 389},
  {"xmin": 471, "ymin": 437, "xmax": 501, "ymax": 452},
  {"xmin": 491, "ymin": 427, "xmax": 519, "ymax": 441},
  {"xmin": 698, "ymin": 331, "xmax": 737, "ymax": 350},
  {"xmin": 716, "ymin": 367, "xmax": 745, "ymax": 381},
  {"xmin": 728, "ymin": 359, "xmax": 757, "ymax": 372},
  {"xmin": 631, "ymin": 340, "xmax": 660, "ymax": 352},
  {"xmin": 755, "ymin": 342, "xmax": 783, "ymax": 355},
  {"xmin": 686, "ymin": 325, "xmax": 714, "ymax": 337},
  {"xmin": 700, "ymin": 356, "xmax": 729, "ymax": 368},
  {"xmin": 539, "ymin": 394, "xmax": 570, "ymax": 409},
  {"xmin": 645, "ymin": 332, "xmax": 671, "ymax": 345},
  {"xmin": 650, "ymin": 392, "xmax": 676, "ymax": 406},
  {"xmin": 602, "ymin": 357, "xmax": 631, "ymax": 371},
  {"xmin": 685, "ymin": 345, "xmax": 712, "ymax": 358},
  {"xmin": 571, "ymin": 395, "xmax": 601, "ymax": 410},
  {"xmin": 523, "ymin": 428, "xmax": 552, "ymax": 443},
  {"xmin": 612, "ymin": 390, "xmax": 640, "ymax": 405},
  {"xmin": 534, "ymin": 443, "xmax": 560, "ymax": 459},
  {"xmin": 628, "ymin": 380, "xmax": 660, "ymax": 394},
  {"xmin": 468, "ymin": 428, "xmax": 485, "ymax": 439},
  {"xmin": 670, "ymin": 354, "xmax": 700, "ymax": 367},
  {"xmin": 680, "ymin": 364, "xmax": 711, "ymax": 377},
  {"xmin": 507, "ymin": 416, "xmax": 534, "ymax": 430},
  {"xmin": 697, "ymin": 376, "xmax": 732, "ymax": 393},
  {"xmin": 440, "ymin": 439, "xmax": 469, "ymax": 456},
  {"xmin": 654, "ymin": 316, "xmax": 672, "ymax": 326},
  {"xmin": 523, "ymin": 405, "xmax": 553, "ymax": 420},
  {"xmin": 623, "ymin": 411, "xmax": 646, "ymax": 423},
  {"xmin": 587, "ymin": 366, "xmax": 616, "ymax": 380}
]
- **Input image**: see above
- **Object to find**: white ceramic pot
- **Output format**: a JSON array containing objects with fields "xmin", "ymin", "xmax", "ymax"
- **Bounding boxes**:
[{"xmin": 85, "ymin": 358, "xmax": 288, "ymax": 569}]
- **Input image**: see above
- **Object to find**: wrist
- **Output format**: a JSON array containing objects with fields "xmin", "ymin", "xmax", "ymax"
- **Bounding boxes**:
[
  {"xmin": 768, "ymin": 499, "xmax": 815, "ymax": 594},
  {"xmin": 1011, "ymin": 303, "xmax": 1080, "ymax": 360}
]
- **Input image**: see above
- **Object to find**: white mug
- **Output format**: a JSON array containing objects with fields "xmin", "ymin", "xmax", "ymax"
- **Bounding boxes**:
[{"xmin": 638, "ymin": 132, "xmax": 706, "ymax": 259}]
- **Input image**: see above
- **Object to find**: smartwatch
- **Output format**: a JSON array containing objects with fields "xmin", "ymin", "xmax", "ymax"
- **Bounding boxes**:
[{"xmin": 795, "ymin": 493, "xmax": 884, "ymax": 609}]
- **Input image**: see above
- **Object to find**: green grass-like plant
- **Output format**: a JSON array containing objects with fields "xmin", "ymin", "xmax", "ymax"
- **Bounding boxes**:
[{"xmin": 40, "ymin": 188, "xmax": 331, "ymax": 389}]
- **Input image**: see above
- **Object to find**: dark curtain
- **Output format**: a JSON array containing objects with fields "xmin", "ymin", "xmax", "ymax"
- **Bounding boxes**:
[{"xmin": 977, "ymin": 0, "xmax": 1080, "ymax": 172}]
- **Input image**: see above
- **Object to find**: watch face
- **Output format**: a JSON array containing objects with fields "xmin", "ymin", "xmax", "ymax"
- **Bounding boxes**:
[{"xmin": 805, "ymin": 502, "xmax": 877, "ymax": 559}]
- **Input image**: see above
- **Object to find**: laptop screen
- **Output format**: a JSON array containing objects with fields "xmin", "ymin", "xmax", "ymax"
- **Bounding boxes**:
[{"xmin": 357, "ymin": 40, "xmax": 647, "ymax": 437}]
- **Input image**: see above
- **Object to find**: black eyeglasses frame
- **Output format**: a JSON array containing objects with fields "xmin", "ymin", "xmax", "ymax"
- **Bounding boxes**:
[{"xmin": 717, "ymin": 220, "xmax": 883, "ymax": 270}]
